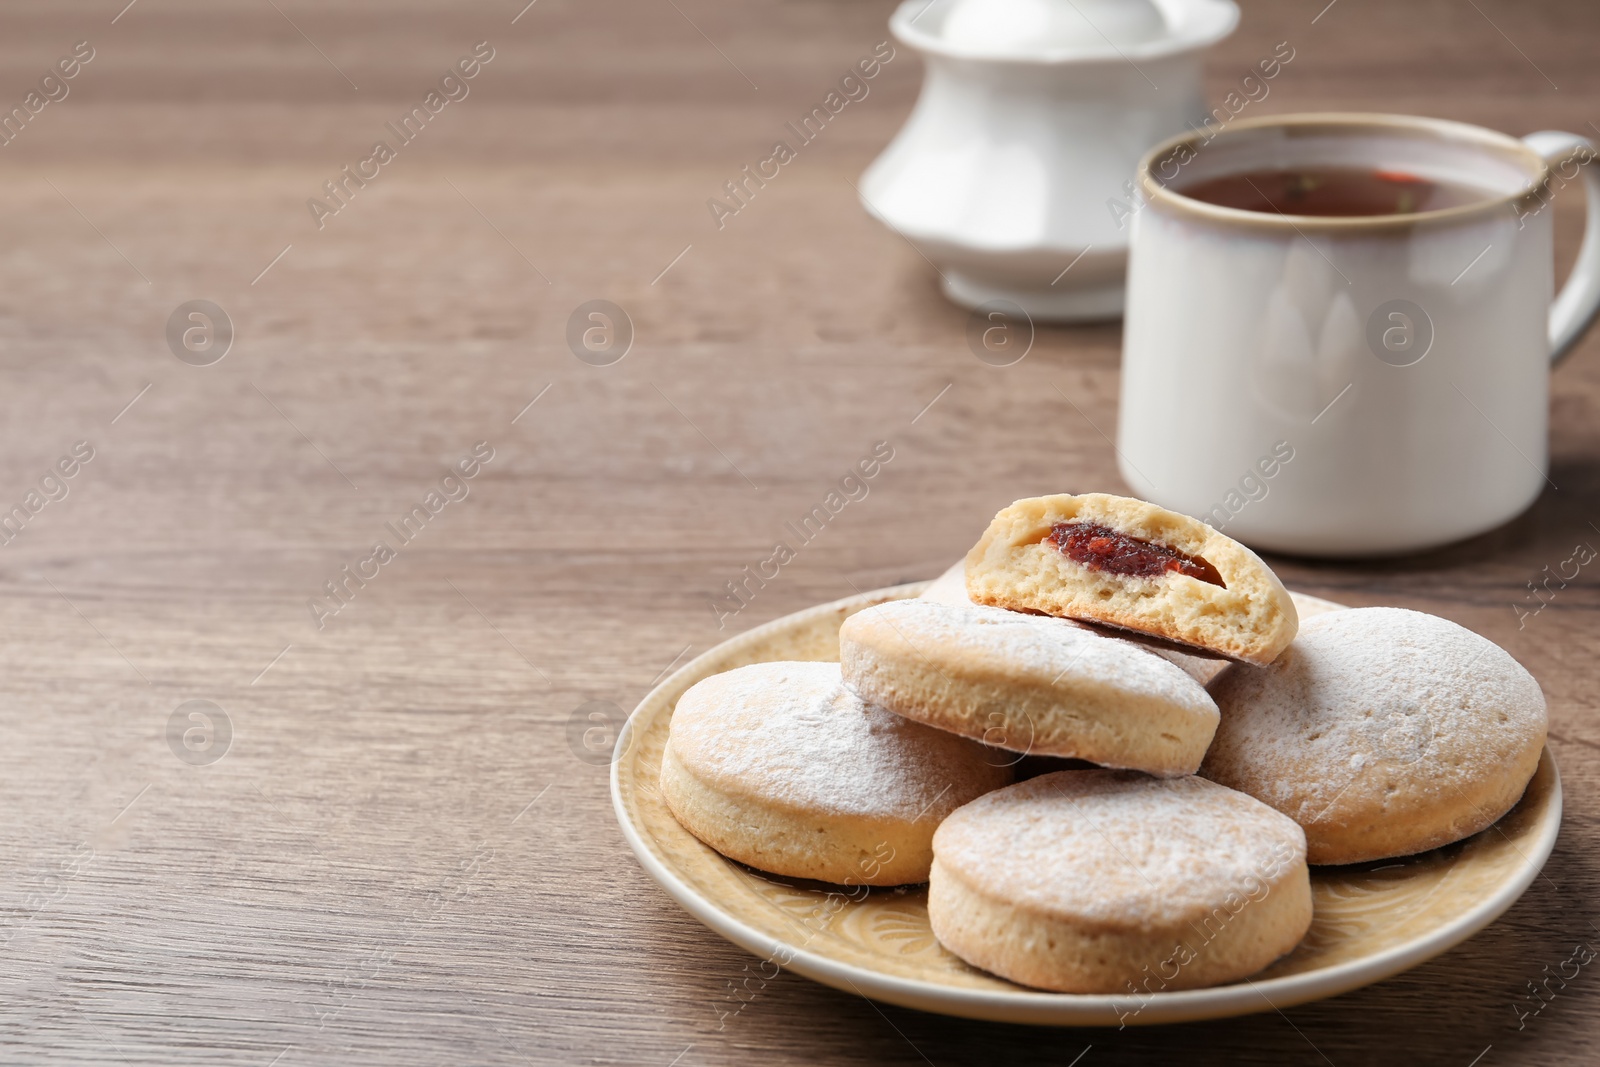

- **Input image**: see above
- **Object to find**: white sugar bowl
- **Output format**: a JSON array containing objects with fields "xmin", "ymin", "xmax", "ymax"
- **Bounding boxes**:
[{"xmin": 860, "ymin": 0, "xmax": 1238, "ymax": 320}]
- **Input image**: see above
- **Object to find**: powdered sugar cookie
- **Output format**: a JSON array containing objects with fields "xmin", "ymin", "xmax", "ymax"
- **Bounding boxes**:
[
  {"xmin": 919, "ymin": 560, "xmax": 974, "ymax": 607},
  {"xmin": 922, "ymin": 559, "xmax": 1228, "ymax": 685},
  {"xmin": 965, "ymin": 493, "xmax": 1297, "ymax": 664},
  {"xmin": 1203, "ymin": 607, "xmax": 1547, "ymax": 865},
  {"xmin": 930, "ymin": 771, "xmax": 1311, "ymax": 993},
  {"xmin": 839, "ymin": 598, "xmax": 1219, "ymax": 777},
  {"xmin": 661, "ymin": 661, "xmax": 1011, "ymax": 886}
]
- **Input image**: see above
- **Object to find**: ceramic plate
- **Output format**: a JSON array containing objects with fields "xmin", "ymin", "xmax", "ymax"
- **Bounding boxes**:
[{"xmin": 612, "ymin": 582, "xmax": 1562, "ymax": 1026}]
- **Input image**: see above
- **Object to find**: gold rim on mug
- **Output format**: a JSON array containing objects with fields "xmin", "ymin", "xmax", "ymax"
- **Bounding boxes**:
[{"xmin": 1136, "ymin": 111, "xmax": 1558, "ymax": 231}]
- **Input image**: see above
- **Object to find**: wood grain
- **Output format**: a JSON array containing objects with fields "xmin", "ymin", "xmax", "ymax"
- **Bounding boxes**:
[{"xmin": 1, "ymin": 0, "xmax": 1597, "ymax": 1063}]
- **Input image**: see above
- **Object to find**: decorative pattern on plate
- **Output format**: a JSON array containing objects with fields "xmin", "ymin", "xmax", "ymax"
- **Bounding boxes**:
[{"xmin": 614, "ymin": 582, "xmax": 1561, "ymax": 1023}]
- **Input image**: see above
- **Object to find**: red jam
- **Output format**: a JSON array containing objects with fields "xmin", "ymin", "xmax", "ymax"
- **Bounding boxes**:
[{"xmin": 1046, "ymin": 522, "xmax": 1225, "ymax": 588}]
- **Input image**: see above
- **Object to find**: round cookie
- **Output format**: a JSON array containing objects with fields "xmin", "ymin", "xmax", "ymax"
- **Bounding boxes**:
[
  {"xmin": 919, "ymin": 559, "xmax": 974, "ymax": 607},
  {"xmin": 930, "ymin": 771, "xmax": 1311, "ymax": 993},
  {"xmin": 840, "ymin": 598, "xmax": 1219, "ymax": 777},
  {"xmin": 1202, "ymin": 607, "xmax": 1548, "ymax": 865},
  {"xmin": 921, "ymin": 558, "xmax": 1229, "ymax": 685},
  {"xmin": 661, "ymin": 661, "xmax": 1011, "ymax": 886},
  {"xmin": 964, "ymin": 492, "xmax": 1298, "ymax": 664}
]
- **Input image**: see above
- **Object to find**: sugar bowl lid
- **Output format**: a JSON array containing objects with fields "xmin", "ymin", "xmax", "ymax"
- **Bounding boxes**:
[{"xmin": 894, "ymin": 0, "xmax": 1238, "ymax": 62}]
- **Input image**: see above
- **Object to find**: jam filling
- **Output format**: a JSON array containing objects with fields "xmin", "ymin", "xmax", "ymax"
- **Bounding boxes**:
[{"xmin": 1046, "ymin": 522, "xmax": 1225, "ymax": 588}]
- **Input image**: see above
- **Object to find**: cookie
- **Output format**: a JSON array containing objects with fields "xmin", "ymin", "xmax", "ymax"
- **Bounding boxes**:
[
  {"xmin": 919, "ymin": 560, "xmax": 974, "ymax": 607},
  {"xmin": 922, "ymin": 559, "xmax": 1228, "ymax": 685},
  {"xmin": 840, "ymin": 598, "xmax": 1219, "ymax": 777},
  {"xmin": 661, "ymin": 661, "xmax": 1011, "ymax": 886},
  {"xmin": 930, "ymin": 771, "xmax": 1311, "ymax": 993},
  {"xmin": 964, "ymin": 493, "xmax": 1298, "ymax": 664},
  {"xmin": 1202, "ymin": 607, "xmax": 1547, "ymax": 865}
]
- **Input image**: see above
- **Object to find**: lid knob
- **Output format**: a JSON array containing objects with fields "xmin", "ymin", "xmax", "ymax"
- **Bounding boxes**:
[{"xmin": 939, "ymin": 0, "xmax": 1169, "ymax": 53}]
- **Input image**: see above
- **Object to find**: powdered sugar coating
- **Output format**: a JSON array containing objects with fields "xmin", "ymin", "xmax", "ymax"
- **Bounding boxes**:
[
  {"xmin": 1203, "ymin": 607, "xmax": 1547, "ymax": 863},
  {"xmin": 921, "ymin": 558, "xmax": 1226, "ymax": 684},
  {"xmin": 934, "ymin": 771, "xmax": 1307, "ymax": 927},
  {"xmin": 849, "ymin": 599, "xmax": 1213, "ymax": 714},
  {"xmin": 918, "ymin": 560, "xmax": 974, "ymax": 606},
  {"xmin": 668, "ymin": 661, "xmax": 1003, "ymax": 822}
]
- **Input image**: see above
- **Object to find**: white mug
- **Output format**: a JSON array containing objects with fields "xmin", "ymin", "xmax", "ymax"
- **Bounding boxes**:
[{"xmin": 1117, "ymin": 113, "xmax": 1600, "ymax": 556}]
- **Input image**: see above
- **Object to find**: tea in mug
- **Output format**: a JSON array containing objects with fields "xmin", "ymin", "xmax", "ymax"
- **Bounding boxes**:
[{"xmin": 1177, "ymin": 166, "xmax": 1494, "ymax": 217}]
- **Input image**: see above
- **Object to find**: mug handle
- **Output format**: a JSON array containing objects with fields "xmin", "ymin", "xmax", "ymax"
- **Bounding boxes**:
[{"xmin": 1523, "ymin": 130, "xmax": 1600, "ymax": 364}]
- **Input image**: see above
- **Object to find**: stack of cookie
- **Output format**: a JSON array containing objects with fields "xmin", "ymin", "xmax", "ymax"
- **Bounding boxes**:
[{"xmin": 661, "ymin": 493, "xmax": 1548, "ymax": 994}]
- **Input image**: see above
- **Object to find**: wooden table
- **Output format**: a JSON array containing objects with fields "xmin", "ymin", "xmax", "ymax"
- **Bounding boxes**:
[{"xmin": 2, "ymin": 0, "xmax": 1597, "ymax": 1062}]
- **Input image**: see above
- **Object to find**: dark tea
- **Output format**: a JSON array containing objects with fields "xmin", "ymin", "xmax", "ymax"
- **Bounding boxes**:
[{"xmin": 1176, "ymin": 166, "xmax": 1493, "ymax": 217}]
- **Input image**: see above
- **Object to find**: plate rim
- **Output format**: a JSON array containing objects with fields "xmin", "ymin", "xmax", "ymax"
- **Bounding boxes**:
[{"xmin": 611, "ymin": 582, "xmax": 1564, "ymax": 1026}]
